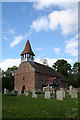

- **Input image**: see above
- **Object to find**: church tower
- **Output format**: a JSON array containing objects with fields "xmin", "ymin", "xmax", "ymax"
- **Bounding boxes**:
[{"xmin": 21, "ymin": 40, "xmax": 35, "ymax": 63}]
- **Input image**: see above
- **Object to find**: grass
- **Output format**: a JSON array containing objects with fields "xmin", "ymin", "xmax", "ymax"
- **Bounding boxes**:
[{"xmin": 2, "ymin": 92, "xmax": 79, "ymax": 119}]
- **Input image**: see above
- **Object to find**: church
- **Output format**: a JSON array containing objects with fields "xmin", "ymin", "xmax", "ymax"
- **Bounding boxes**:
[{"xmin": 14, "ymin": 40, "xmax": 68, "ymax": 92}]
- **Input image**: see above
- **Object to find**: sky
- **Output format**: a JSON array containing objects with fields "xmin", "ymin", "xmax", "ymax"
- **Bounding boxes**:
[{"xmin": 0, "ymin": 1, "xmax": 79, "ymax": 71}]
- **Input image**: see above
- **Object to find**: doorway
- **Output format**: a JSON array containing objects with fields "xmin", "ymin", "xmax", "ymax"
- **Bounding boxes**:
[{"xmin": 22, "ymin": 86, "xmax": 25, "ymax": 93}]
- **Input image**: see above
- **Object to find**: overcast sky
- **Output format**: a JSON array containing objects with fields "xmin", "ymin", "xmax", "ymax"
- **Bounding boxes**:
[{"xmin": 0, "ymin": 1, "xmax": 79, "ymax": 71}]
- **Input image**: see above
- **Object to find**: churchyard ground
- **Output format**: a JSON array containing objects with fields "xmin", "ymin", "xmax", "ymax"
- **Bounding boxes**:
[{"xmin": 2, "ymin": 92, "xmax": 79, "ymax": 119}]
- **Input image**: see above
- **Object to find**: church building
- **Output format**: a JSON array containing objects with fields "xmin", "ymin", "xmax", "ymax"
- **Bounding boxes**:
[{"xmin": 14, "ymin": 40, "xmax": 68, "ymax": 92}]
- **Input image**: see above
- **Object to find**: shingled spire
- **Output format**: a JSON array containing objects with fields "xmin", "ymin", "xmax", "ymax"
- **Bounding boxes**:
[{"xmin": 21, "ymin": 40, "xmax": 35, "ymax": 63}]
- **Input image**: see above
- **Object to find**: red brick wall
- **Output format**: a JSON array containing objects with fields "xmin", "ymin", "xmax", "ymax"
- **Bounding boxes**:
[
  {"xmin": 14, "ymin": 62, "xmax": 35, "ymax": 92},
  {"xmin": 14, "ymin": 72, "xmax": 35, "ymax": 92},
  {"xmin": 35, "ymin": 72, "xmax": 54, "ymax": 90}
]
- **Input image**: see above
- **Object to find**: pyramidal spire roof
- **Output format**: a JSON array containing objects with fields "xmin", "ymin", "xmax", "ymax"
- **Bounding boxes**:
[{"xmin": 21, "ymin": 40, "xmax": 35, "ymax": 56}]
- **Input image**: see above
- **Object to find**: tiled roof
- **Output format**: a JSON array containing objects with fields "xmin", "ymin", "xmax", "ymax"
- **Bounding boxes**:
[
  {"xmin": 30, "ymin": 62, "xmax": 67, "ymax": 81},
  {"xmin": 21, "ymin": 40, "xmax": 35, "ymax": 56}
]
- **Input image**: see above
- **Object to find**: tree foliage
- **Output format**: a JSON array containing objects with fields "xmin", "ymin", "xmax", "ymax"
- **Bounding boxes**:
[
  {"xmin": 52, "ymin": 60, "xmax": 80, "ymax": 88},
  {"xmin": 52, "ymin": 59, "xmax": 71, "ymax": 78},
  {"xmin": 2, "ymin": 66, "xmax": 18, "ymax": 91}
]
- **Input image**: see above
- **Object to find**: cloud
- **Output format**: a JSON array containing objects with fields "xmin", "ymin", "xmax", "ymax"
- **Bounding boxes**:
[
  {"xmin": 33, "ymin": 0, "xmax": 79, "ymax": 10},
  {"xmin": 10, "ymin": 35, "xmax": 25, "ymax": 48},
  {"xmin": 35, "ymin": 57, "xmax": 73, "ymax": 67},
  {"xmin": 0, "ymin": 59, "xmax": 20, "ymax": 71},
  {"xmin": 48, "ymin": 9, "xmax": 78, "ymax": 35},
  {"xmin": 3, "ymin": 37, "xmax": 9, "ymax": 41},
  {"xmin": 36, "ymin": 48, "xmax": 41, "ymax": 50},
  {"xmin": 0, "ymin": 58, "xmax": 73, "ymax": 71},
  {"xmin": 31, "ymin": 8, "xmax": 78, "ymax": 35},
  {"xmin": 10, "ymin": 33, "xmax": 28, "ymax": 48},
  {"xmin": 8, "ymin": 29, "xmax": 16, "ymax": 34},
  {"xmin": 54, "ymin": 48, "xmax": 61, "ymax": 54},
  {"xmin": 31, "ymin": 16, "xmax": 49, "ymax": 32},
  {"xmin": 65, "ymin": 34, "xmax": 78, "ymax": 57}
]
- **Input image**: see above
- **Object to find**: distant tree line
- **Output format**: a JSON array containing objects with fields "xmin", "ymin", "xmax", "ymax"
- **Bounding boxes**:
[{"xmin": 1, "ymin": 59, "xmax": 80, "ymax": 91}]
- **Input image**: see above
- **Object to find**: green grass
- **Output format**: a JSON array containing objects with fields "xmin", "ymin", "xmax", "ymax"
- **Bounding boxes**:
[{"xmin": 2, "ymin": 93, "xmax": 79, "ymax": 119}]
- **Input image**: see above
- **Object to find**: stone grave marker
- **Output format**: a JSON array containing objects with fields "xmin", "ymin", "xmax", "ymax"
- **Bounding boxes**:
[
  {"xmin": 17, "ymin": 91, "xmax": 21, "ymax": 97},
  {"xmin": 45, "ymin": 84, "xmax": 51, "ymax": 99},
  {"xmin": 56, "ymin": 90, "xmax": 63, "ymax": 100},
  {"xmin": 45, "ymin": 91, "xmax": 51, "ymax": 99},
  {"xmin": 71, "ymin": 89, "xmax": 78, "ymax": 98},
  {"xmin": 32, "ymin": 90, "xmax": 37, "ymax": 98},
  {"xmin": 6, "ymin": 90, "xmax": 9, "ymax": 94},
  {"xmin": 61, "ymin": 89, "xmax": 65, "ymax": 98},
  {"xmin": 4, "ymin": 88, "xmax": 6, "ymax": 94},
  {"xmin": 69, "ymin": 85, "xmax": 73, "ymax": 95},
  {"xmin": 25, "ymin": 91, "xmax": 29, "ymax": 96},
  {"xmin": 11, "ymin": 90, "xmax": 15, "ymax": 94}
]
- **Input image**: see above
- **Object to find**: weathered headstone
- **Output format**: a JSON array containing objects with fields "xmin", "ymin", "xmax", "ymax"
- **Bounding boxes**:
[
  {"xmin": 6, "ymin": 90, "xmax": 9, "ymax": 94},
  {"xmin": 56, "ymin": 90, "xmax": 63, "ymax": 100},
  {"xmin": 32, "ymin": 90, "xmax": 37, "ymax": 98},
  {"xmin": 32, "ymin": 92, "xmax": 37, "ymax": 98},
  {"xmin": 69, "ymin": 85, "xmax": 73, "ymax": 95},
  {"xmin": 61, "ymin": 89, "xmax": 65, "ymax": 98},
  {"xmin": 45, "ymin": 91, "xmax": 51, "ymax": 99},
  {"xmin": 25, "ymin": 91, "xmax": 29, "ymax": 96},
  {"xmin": 71, "ymin": 89, "xmax": 78, "ymax": 98},
  {"xmin": 17, "ymin": 91, "xmax": 21, "ymax": 97},
  {"xmin": 11, "ymin": 90, "xmax": 15, "ymax": 94},
  {"xmin": 4, "ymin": 88, "xmax": 6, "ymax": 94}
]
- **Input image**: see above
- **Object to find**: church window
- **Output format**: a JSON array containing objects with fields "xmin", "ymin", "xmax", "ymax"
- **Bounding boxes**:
[{"xmin": 23, "ymin": 76, "xmax": 25, "ymax": 80}]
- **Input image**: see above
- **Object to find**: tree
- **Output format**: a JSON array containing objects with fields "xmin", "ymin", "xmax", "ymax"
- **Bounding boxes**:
[
  {"xmin": 2, "ymin": 66, "xmax": 18, "ymax": 91},
  {"xmin": 52, "ymin": 59, "xmax": 71, "ymax": 78},
  {"xmin": 72, "ymin": 62, "xmax": 80, "ymax": 74}
]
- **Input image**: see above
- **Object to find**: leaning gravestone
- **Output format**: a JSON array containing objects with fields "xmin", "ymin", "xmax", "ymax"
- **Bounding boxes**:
[
  {"xmin": 56, "ymin": 90, "xmax": 63, "ymax": 100},
  {"xmin": 71, "ymin": 89, "xmax": 78, "ymax": 98},
  {"xmin": 4, "ymin": 88, "xmax": 6, "ymax": 94}
]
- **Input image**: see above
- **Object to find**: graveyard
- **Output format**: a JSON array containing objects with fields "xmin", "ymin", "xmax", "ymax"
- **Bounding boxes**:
[{"xmin": 2, "ymin": 89, "xmax": 79, "ymax": 119}]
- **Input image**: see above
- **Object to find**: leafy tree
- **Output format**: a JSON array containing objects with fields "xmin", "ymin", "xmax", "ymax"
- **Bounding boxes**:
[
  {"xmin": 52, "ymin": 59, "xmax": 71, "ymax": 78},
  {"xmin": 2, "ymin": 66, "xmax": 18, "ymax": 91},
  {"xmin": 72, "ymin": 62, "xmax": 80, "ymax": 74}
]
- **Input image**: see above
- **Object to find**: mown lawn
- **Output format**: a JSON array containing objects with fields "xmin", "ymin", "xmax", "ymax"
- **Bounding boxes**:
[{"xmin": 2, "ymin": 93, "xmax": 79, "ymax": 119}]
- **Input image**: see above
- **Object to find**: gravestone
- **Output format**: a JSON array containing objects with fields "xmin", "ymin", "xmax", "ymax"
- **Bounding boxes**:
[
  {"xmin": 71, "ymin": 89, "xmax": 78, "ymax": 98},
  {"xmin": 6, "ymin": 90, "xmax": 9, "ymax": 94},
  {"xmin": 56, "ymin": 90, "xmax": 63, "ymax": 100},
  {"xmin": 17, "ymin": 91, "xmax": 21, "ymax": 97},
  {"xmin": 45, "ymin": 91, "xmax": 51, "ymax": 99},
  {"xmin": 32, "ymin": 90, "xmax": 37, "ymax": 98},
  {"xmin": 61, "ymin": 89, "xmax": 65, "ymax": 98},
  {"xmin": 25, "ymin": 91, "xmax": 29, "ymax": 96},
  {"xmin": 45, "ymin": 84, "xmax": 51, "ymax": 99},
  {"xmin": 4, "ymin": 88, "xmax": 6, "ymax": 94},
  {"xmin": 69, "ymin": 85, "xmax": 73, "ymax": 95},
  {"xmin": 11, "ymin": 90, "xmax": 15, "ymax": 94},
  {"xmin": 32, "ymin": 92, "xmax": 37, "ymax": 98}
]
